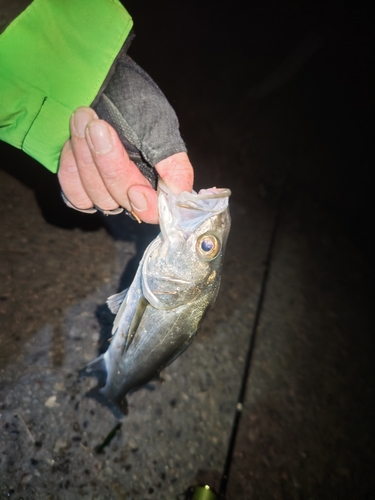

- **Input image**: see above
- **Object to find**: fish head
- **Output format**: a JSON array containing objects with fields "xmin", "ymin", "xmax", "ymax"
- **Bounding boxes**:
[{"xmin": 142, "ymin": 181, "xmax": 231, "ymax": 309}]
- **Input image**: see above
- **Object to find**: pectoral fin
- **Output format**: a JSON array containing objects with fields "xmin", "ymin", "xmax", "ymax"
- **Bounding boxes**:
[
  {"xmin": 123, "ymin": 296, "xmax": 148, "ymax": 354},
  {"xmin": 111, "ymin": 289, "xmax": 131, "ymax": 336}
]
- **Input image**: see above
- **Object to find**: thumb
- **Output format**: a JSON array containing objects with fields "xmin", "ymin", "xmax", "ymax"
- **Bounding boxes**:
[{"xmin": 155, "ymin": 152, "xmax": 194, "ymax": 194}]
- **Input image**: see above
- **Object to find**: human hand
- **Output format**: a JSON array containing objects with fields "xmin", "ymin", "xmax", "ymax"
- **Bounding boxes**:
[
  {"xmin": 58, "ymin": 107, "xmax": 193, "ymax": 224},
  {"xmin": 59, "ymin": 53, "xmax": 194, "ymax": 223}
]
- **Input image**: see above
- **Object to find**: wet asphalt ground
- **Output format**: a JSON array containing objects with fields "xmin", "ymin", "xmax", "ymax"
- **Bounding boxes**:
[{"xmin": 1, "ymin": 1, "xmax": 374, "ymax": 498}]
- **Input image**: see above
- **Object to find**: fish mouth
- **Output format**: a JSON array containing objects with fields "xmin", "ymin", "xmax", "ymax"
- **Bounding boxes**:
[
  {"xmin": 175, "ymin": 188, "xmax": 232, "ymax": 210},
  {"xmin": 157, "ymin": 182, "xmax": 231, "ymax": 238},
  {"xmin": 197, "ymin": 187, "xmax": 232, "ymax": 198}
]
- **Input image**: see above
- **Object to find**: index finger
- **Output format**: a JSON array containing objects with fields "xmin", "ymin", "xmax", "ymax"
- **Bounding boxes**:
[{"xmin": 85, "ymin": 119, "xmax": 153, "ymax": 210}]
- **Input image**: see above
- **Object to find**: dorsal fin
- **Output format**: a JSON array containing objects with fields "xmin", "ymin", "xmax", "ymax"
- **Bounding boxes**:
[{"xmin": 107, "ymin": 288, "xmax": 129, "ymax": 314}]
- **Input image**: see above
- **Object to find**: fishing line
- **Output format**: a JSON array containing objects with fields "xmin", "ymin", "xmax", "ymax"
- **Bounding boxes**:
[{"xmin": 218, "ymin": 175, "xmax": 289, "ymax": 499}]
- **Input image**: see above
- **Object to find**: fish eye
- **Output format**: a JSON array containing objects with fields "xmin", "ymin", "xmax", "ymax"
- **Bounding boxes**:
[{"xmin": 196, "ymin": 234, "xmax": 221, "ymax": 260}]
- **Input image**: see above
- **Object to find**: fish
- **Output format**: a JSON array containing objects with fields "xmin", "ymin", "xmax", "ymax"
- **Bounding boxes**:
[{"xmin": 81, "ymin": 181, "xmax": 231, "ymax": 417}]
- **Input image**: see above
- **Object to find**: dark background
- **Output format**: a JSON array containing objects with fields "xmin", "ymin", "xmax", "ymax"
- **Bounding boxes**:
[{"xmin": 123, "ymin": 0, "xmax": 374, "ymax": 249}]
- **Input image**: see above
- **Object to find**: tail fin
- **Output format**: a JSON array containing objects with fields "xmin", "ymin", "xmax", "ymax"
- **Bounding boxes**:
[{"xmin": 85, "ymin": 385, "xmax": 127, "ymax": 420}]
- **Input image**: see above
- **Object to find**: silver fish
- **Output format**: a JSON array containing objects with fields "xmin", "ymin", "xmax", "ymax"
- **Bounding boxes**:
[{"xmin": 82, "ymin": 181, "xmax": 231, "ymax": 417}]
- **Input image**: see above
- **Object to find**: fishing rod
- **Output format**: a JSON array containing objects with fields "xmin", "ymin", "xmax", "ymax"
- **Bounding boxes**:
[{"xmin": 185, "ymin": 177, "xmax": 289, "ymax": 500}]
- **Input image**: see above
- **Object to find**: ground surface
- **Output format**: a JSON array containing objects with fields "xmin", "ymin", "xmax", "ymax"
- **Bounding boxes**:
[{"xmin": 1, "ymin": 1, "xmax": 374, "ymax": 499}]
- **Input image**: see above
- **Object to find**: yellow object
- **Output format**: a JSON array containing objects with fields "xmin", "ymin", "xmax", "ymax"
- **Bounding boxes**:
[{"xmin": 190, "ymin": 485, "xmax": 218, "ymax": 500}]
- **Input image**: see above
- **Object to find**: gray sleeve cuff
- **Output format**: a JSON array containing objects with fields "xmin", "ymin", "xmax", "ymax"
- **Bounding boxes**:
[{"xmin": 93, "ymin": 53, "xmax": 187, "ymax": 189}]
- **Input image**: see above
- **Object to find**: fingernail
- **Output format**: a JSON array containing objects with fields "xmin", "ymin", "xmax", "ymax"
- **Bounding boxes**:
[
  {"xmin": 87, "ymin": 121, "xmax": 113, "ymax": 154},
  {"xmin": 73, "ymin": 108, "xmax": 96, "ymax": 138},
  {"xmin": 128, "ymin": 190, "xmax": 148, "ymax": 212}
]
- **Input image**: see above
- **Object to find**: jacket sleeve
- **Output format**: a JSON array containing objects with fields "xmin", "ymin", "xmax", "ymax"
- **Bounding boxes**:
[{"xmin": 0, "ymin": 0, "xmax": 133, "ymax": 173}]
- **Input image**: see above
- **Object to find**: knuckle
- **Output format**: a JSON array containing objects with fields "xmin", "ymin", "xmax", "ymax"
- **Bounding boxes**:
[{"xmin": 95, "ymin": 194, "xmax": 119, "ymax": 211}]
